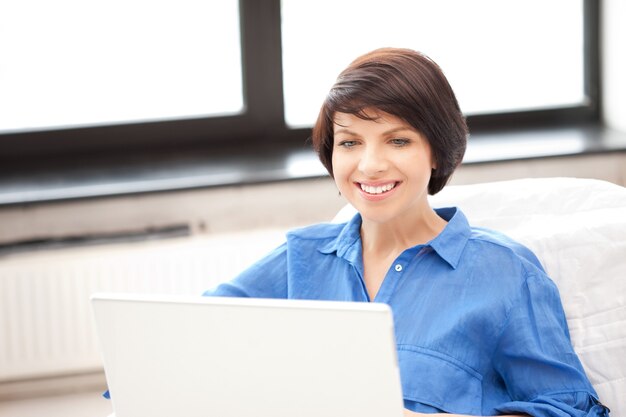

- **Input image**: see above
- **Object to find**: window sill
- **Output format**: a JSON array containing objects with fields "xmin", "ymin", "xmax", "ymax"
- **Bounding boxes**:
[{"xmin": 1, "ymin": 124, "xmax": 625, "ymax": 207}]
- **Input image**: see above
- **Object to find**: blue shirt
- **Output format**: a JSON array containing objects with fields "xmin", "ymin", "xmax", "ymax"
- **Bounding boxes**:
[{"xmin": 204, "ymin": 207, "xmax": 609, "ymax": 416}]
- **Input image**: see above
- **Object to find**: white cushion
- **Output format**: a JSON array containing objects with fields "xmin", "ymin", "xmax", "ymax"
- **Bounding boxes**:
[{"xmin": 334, "ymin": 177, "xmax": 626, "ymax": 415}]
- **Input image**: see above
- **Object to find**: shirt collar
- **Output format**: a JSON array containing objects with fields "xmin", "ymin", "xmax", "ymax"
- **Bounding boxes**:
[
  {"xmin": 428, "ymin": 207, "xmax": 471, "ymax": 269},
  {"xmin": 318, "ymin": 207, "xmax": 471, "ymax": 270},
  {"xmin": 318, "ymin": 214, "xmax": 363, "ymax": 266}
]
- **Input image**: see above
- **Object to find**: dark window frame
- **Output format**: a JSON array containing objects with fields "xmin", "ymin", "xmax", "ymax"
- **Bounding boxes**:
[{"xmin": 0, "ymin": 0, "xmax": 601, "ymax": 172}]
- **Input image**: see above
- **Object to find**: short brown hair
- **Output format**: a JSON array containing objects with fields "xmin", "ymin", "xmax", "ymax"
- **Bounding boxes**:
[{"xmin": 311, "ymin": 48, "xmax": 468, "ymax": 195}]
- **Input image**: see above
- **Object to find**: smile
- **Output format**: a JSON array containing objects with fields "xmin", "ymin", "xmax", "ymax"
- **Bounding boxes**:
[{"xmin": 359, "ymin": 182, "xmax": 398, "ymax": 195}]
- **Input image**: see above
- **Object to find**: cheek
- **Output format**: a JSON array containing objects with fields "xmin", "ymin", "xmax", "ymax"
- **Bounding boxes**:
[
  {"xmin": 331, "ymin": 153, "xmax": 352, "ymax": 188},
  {"xmin": 331, "ymin": 160, "xmax": 343, "ymax": 182},
  {"xmin": 331, "ymin": 152, "xmax": 343, "ymax": 177}
]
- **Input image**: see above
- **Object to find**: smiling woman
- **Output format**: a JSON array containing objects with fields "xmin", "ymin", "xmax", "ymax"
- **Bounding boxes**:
[
  {"xmin": 331, "ymin": 111, "xmax": 438, "ymax": 227},
  {"xmin": 203, "ymin": 47, "xmax": 610, "ymax": 416},
  {"xmin": 312, "ymin": 48, "xmax": 467, "ymax": 196}
]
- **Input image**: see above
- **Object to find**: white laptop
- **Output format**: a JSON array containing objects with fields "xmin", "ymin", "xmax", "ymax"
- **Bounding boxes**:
[{"xmin": 91, "ymin": 293, "xmax": 404, "ymax": 417}]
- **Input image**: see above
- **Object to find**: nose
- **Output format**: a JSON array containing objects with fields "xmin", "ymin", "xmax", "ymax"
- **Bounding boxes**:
[{"xmin": 358, "ymin": 146, "xmax": 388, "ymax": 176}]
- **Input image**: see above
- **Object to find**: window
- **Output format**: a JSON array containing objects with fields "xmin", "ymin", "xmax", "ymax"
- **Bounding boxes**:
[
  {"xmin": 281, "ymin": 0, "xmax": 586, "ymax": 127},
  {"xmin": 0, "ymin": 0, "xmax": 599, "ymax": 190},
  {"xmin": 0, "ymin": 0, "xmax": 242, "ymax": 135}
]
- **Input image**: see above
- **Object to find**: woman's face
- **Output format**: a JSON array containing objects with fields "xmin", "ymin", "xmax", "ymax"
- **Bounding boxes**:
[{"xmin": 331, "ymin": 109, "xmax": 435, "ymax": 225}]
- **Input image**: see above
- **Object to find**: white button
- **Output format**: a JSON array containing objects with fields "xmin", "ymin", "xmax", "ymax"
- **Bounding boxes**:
[{"xmin": 394, "ymin": 264, "xmax": 403, "ymax": 272}]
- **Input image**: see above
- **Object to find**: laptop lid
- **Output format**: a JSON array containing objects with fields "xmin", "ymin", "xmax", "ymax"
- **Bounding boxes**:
[{"xmin": 91, "ymin": 293, "xmax": 404, "ymax": 417}]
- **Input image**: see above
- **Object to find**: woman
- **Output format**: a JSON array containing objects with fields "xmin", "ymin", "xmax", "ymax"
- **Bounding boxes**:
[{"xmin": 204, "ymin": 48, "xmax": 609, "ymax": 416}]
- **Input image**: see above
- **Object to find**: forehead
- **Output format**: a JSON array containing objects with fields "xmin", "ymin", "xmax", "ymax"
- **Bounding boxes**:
[{"xmin": 332, "ymin": 109, "xmax": 413, "ymax": 132}]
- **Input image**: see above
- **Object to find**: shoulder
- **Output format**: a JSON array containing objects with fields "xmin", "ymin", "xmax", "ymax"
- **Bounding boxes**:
[
  {"xmin": 286, "ymin": 221, "xmax": 346, "ymax": 242},
  {"xmin": 435, "ymin": 207, "xmax": 544, "ymax": 275},
  {"xmin": 456, "ymin": 223, "xmax": 554, "ymax": 298},
  {"xmin": 285, "ymin": 217, "xmax": 361, "ymax": 257},
  {"xmin": 468, "ymin": 226, "xmax": 544, "ymax": 272},
  {"xmin": 458, "ymin": 224, "xmax": 566, "ymax": 325}
]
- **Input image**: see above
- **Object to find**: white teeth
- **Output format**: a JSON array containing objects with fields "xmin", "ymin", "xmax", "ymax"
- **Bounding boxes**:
[{"xmin": 360, "ymin": 183, "xmax": 396, "ymax": 194}]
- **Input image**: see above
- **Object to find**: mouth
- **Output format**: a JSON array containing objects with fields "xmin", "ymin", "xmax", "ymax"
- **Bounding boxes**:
[{"xmin": 358, "ymin": 181, "xmax": 399, "ymax": 195}]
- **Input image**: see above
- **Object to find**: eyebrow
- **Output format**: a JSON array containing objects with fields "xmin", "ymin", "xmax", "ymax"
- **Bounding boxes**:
[{"xmin": 334, "ymin": 126, "xmax": 416, "ymax": 136}]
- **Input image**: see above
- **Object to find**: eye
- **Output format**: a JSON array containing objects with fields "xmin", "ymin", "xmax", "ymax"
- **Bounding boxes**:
[
  {"xmin": 390, "ymin": 138, "xmax": 410, "ymax": 146},
  {"xmin": 337, "ymin": 140, "xmax": 358, "ymax": 148}
]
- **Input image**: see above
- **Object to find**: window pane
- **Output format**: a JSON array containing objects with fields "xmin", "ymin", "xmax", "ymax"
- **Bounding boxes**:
[
  {"xmin": 281, "ymin": 0, "xmax": 585, "ymax": 128},
  {"xmin": 0, "ymin": 0, "xmax": 243, "ymax": 134}
]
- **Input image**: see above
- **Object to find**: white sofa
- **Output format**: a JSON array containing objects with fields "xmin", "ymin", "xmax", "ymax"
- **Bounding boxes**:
[{"xmin": 335, "ymin": 177, "xmax": 626, "ymax": 415}]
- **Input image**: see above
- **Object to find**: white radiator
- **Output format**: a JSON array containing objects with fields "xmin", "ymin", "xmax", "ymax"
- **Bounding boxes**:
[{"xmin": 0, "ymin": 229, "xmax": 286, "ymax": 382}]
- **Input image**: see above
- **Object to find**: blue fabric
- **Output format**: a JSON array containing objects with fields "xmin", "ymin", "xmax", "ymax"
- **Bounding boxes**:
[{"xmin": 204, "ymin": 207, "xmax": 609, "ymax": 416}]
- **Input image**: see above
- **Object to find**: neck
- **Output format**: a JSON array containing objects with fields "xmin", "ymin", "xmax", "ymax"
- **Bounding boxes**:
[{"xmin": 360, "ymin": 206, "xmax": 447, "ymax": 256}]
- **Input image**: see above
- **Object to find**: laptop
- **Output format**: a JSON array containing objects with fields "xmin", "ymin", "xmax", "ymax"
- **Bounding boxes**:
[{"xmin": 91, "ymin": 293, "xmax": 404, "ymax": 417}]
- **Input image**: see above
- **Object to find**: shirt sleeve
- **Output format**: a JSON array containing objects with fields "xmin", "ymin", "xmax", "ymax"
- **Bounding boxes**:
[
  {"xmin": 202, "ymin": 242, "xmax": 289, "ymax": 299},
  {"xmin": 492, "ymin": 268, "xmax": 610, "ymax": 417}
]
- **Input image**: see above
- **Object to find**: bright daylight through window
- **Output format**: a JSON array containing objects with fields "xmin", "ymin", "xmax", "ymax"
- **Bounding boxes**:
[
  {"xmin": 0, "ymin": 0, "xmax": 243, "ymax": 134},
  {"xmin": 281, "ymin": 0, "xmax": 585, "ymax": 128}
]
